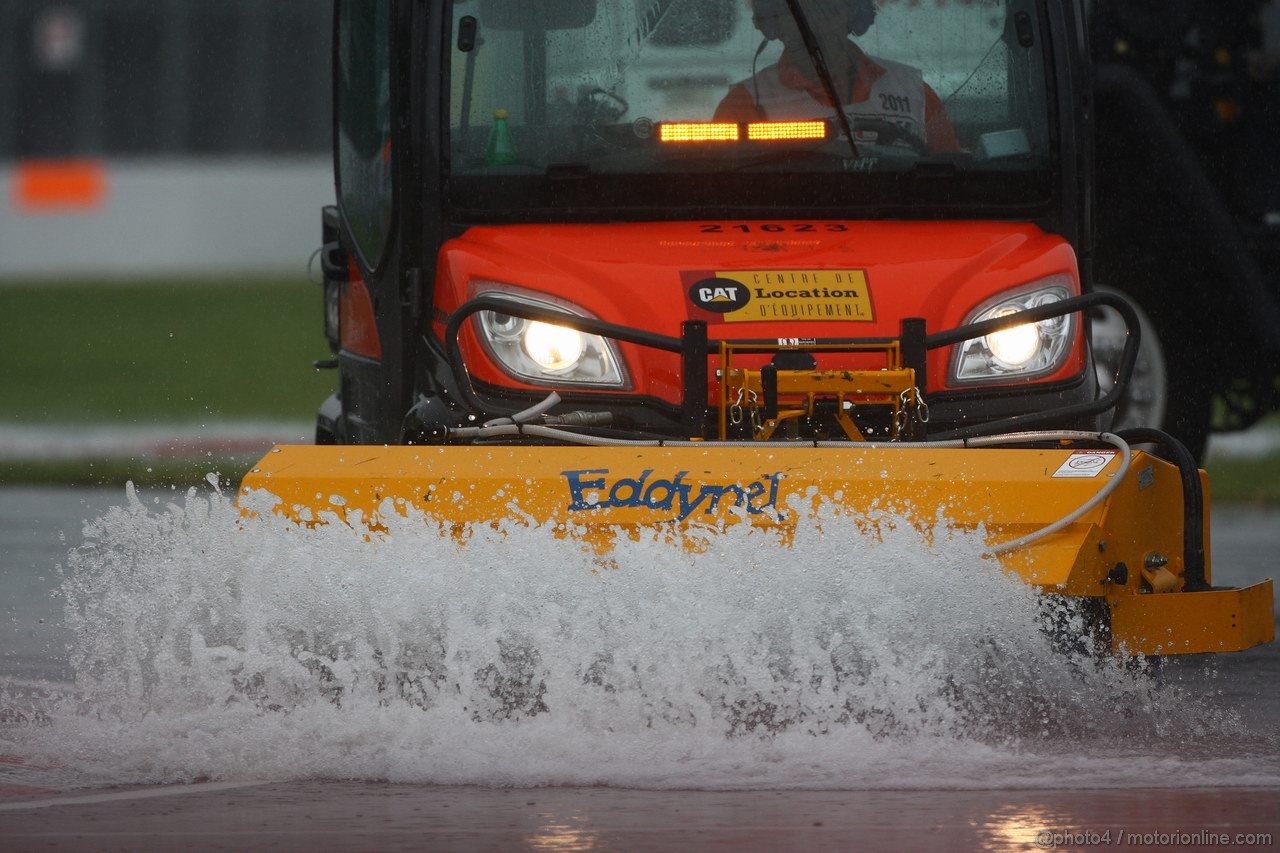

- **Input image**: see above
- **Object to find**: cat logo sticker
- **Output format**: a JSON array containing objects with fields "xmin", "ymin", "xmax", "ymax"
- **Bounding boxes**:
[
  {"xmin": 683, "ymin": 270, "xmax": 874, "ymax": 323},
  {"xmin": 688, "ymin": 277, "xmax": 751, "ymax": 313}
]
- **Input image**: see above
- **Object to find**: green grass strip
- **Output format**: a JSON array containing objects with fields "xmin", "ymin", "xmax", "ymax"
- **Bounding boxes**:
[
  {"xmin": 1205, "ymin": 454, "xmax": 1280, "ymax": 505},
  {"xmin": 0, "ymin": 278, "xmax": 336, "ymax": 424}
]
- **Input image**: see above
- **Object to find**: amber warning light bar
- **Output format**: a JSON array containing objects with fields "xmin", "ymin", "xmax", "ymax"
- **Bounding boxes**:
[{"xmin": 658, "ymin": 121, "xmax": 827, "ymax": 143}]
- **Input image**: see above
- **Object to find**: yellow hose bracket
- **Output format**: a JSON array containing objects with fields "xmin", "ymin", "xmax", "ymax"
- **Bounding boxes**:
[
  {"xmin": 716, "ymin": 365, "xmax": 916, "ymax": 440},
  {"xmin": 713, "ymin": 336, "xmax": 917, "ymax": 441},
  {"xmin": 1109, "ymin": 579, "xmax": 1275, "ymax": 655}
]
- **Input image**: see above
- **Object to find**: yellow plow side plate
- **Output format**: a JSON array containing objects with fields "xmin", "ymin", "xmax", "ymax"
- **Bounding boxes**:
[{"xmin": 1109, "ymin": 580, "xmax": 1275, "ymax": 655}]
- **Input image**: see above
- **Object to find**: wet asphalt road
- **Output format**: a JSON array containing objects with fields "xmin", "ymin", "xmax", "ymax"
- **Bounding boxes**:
[{"xmin": 0, "ymin": 784, "xmax": 1276, "ymax": 852}]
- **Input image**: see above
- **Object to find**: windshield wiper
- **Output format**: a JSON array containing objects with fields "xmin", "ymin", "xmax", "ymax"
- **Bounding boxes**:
[
  {"xmin": 904, "ymin": 158, "xmax": 960, "ymax": 176},
  {"xmin": 545, "ymin": 163, "xmax": 593, "ymax": 180},
  {"xmin": 782, "ymin": 0, "xmax": 859, "ymax": 158},
  {"xmin": 725, "ymin": 148, "xmax": 857, "ymax": 172}
]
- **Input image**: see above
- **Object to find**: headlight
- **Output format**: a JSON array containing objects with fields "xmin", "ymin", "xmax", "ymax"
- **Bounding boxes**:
[
  {"xmin": 474, "ymin": 289, "xmax": 628, "ymax": 388},
  {"xmin": 985, "ymin": 307, "xmax": 1041, "ymax": 368},
  {"xmin": 951, "ymin": 279, "xmax": 1076, "ymax": 384},
  {"xmin": 523, "ymin": 321, "xmax": 585, "ymax": 370}
]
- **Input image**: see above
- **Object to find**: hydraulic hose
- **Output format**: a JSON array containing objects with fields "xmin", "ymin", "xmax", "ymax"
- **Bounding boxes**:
[
  {"xmin": 974, "ymin": 432, "xmax": 1132, "ymax": 556},
  {"xmin": 1113, "ymin": 427, "xmax": 1208, "ymax": 591},
  {"xmin": 482, "ymin": 392, "xmax": 562, "ymax": 428},
  {"xmin": 1095, "ymin": 64, "xmax": 1280, "ymax": 351}
]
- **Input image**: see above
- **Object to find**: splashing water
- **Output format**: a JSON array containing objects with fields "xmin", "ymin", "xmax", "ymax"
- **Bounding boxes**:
[{"xmin": 1, "ymin": 483, "xmax": 1276, "ymax": 791}]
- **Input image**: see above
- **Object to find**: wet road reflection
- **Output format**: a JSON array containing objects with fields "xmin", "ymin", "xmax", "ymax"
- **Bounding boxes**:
[{"xmin": 0, "ymin": 783, "xmax": 1276, "ymax": 851}]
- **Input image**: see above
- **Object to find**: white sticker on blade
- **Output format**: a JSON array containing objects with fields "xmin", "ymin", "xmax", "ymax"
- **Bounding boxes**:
[{"xmin": 1052, "ymin": 450, "xmax": 1118, "ymax": 478}]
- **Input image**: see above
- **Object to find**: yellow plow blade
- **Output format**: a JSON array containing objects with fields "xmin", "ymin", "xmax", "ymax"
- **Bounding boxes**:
[{"xmin": 239, "ymin": 444, "xmax": 1273, "ymax": 655}]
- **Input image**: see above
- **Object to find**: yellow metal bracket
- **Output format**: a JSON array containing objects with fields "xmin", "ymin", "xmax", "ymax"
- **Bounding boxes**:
[
  {"xmin": 715, "ymin": 339, "xmax": 919, "ymax": 441},
  {"xmin": 1109, "ymin": 579, "xmax": 1275, "ymax": 655}
]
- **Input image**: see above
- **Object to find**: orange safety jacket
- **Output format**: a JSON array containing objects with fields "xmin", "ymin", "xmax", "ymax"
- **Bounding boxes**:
[{"xmin": 714, "ymin": 42, "xmax": 961, "ymax": 154}]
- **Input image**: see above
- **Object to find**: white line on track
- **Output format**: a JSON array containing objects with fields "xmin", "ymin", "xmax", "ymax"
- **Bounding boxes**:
[{"xmin": 0, "ymin": 780, "xmax": 272, "ymax": 811}]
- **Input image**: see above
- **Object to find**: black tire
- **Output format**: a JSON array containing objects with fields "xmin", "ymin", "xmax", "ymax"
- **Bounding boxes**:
[{"xmin": 1091, "ymin": 286, "xmax": 1212, "ymax": 462}]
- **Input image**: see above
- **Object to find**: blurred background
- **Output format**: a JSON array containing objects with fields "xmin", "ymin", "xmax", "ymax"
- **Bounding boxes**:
[
  {"xmin": 0, "ymin": 0, "xmax": 331, "ymax": 277},
  {"xmin": 0, "ymin": 0, "xmax": 336, "ymax": 484}
]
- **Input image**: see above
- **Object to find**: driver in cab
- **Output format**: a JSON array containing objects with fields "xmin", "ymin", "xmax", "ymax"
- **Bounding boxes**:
[{"xmin": 715, "ymin": 0, "xmax": 960, "ymax": 155}]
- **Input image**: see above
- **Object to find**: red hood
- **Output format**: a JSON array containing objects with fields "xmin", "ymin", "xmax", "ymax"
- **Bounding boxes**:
[{"xmin": 434, "ymin": 220, "xmax": 1082, "ymax": 401}]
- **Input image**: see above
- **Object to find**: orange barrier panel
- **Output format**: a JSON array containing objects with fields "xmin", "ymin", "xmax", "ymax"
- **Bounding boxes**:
[{"xmin": 13, "ymin": 159, "xmax": 107, "ymax": 212}]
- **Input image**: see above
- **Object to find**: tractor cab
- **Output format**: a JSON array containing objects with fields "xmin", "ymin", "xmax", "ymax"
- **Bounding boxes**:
[{"xmin": 319, "ymin": 0, "xmax": 1096, "ymax": 446}]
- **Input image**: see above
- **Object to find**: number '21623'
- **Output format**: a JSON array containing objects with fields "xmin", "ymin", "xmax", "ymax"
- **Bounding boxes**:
[{"xmin": 699, "ymin": 223, "xmax": 849, "ymax": 233}]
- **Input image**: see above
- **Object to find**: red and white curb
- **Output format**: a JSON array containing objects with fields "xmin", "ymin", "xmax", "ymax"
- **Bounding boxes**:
[{"xmin": 0, "ymin": 423, "xmax": 312, "ymax": 462}]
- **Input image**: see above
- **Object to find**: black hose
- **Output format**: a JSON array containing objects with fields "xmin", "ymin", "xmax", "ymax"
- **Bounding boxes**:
[
  {"xmin": 1094, "ymin": 64, "xmax": 1280, "ymax": 351},
  {"xmin": 1114, "ymin": 427, "xmax": 1208, "ymax": 591}
]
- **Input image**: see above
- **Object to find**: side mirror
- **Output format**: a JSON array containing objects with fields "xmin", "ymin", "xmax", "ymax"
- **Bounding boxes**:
[{"xmin": 478, "ymin": 0, "xmax": 596, "ymax": 30}]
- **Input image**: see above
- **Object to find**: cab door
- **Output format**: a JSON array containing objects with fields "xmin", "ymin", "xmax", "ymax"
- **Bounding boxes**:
[{"xmin": 327, "ymin": 0, "xmax": 412, "ymax": 443}]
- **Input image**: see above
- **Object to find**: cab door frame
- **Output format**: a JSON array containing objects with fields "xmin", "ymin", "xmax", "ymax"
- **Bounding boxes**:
[{"xmin": 329, "ymin": 0, "xmax": 429, "ymax": 443}]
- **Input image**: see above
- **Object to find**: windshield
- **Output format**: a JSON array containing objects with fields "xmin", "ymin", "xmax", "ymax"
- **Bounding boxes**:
[{"xmin": 448, "ymin": 0, "xmax": 1055, "ymax": 217}]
